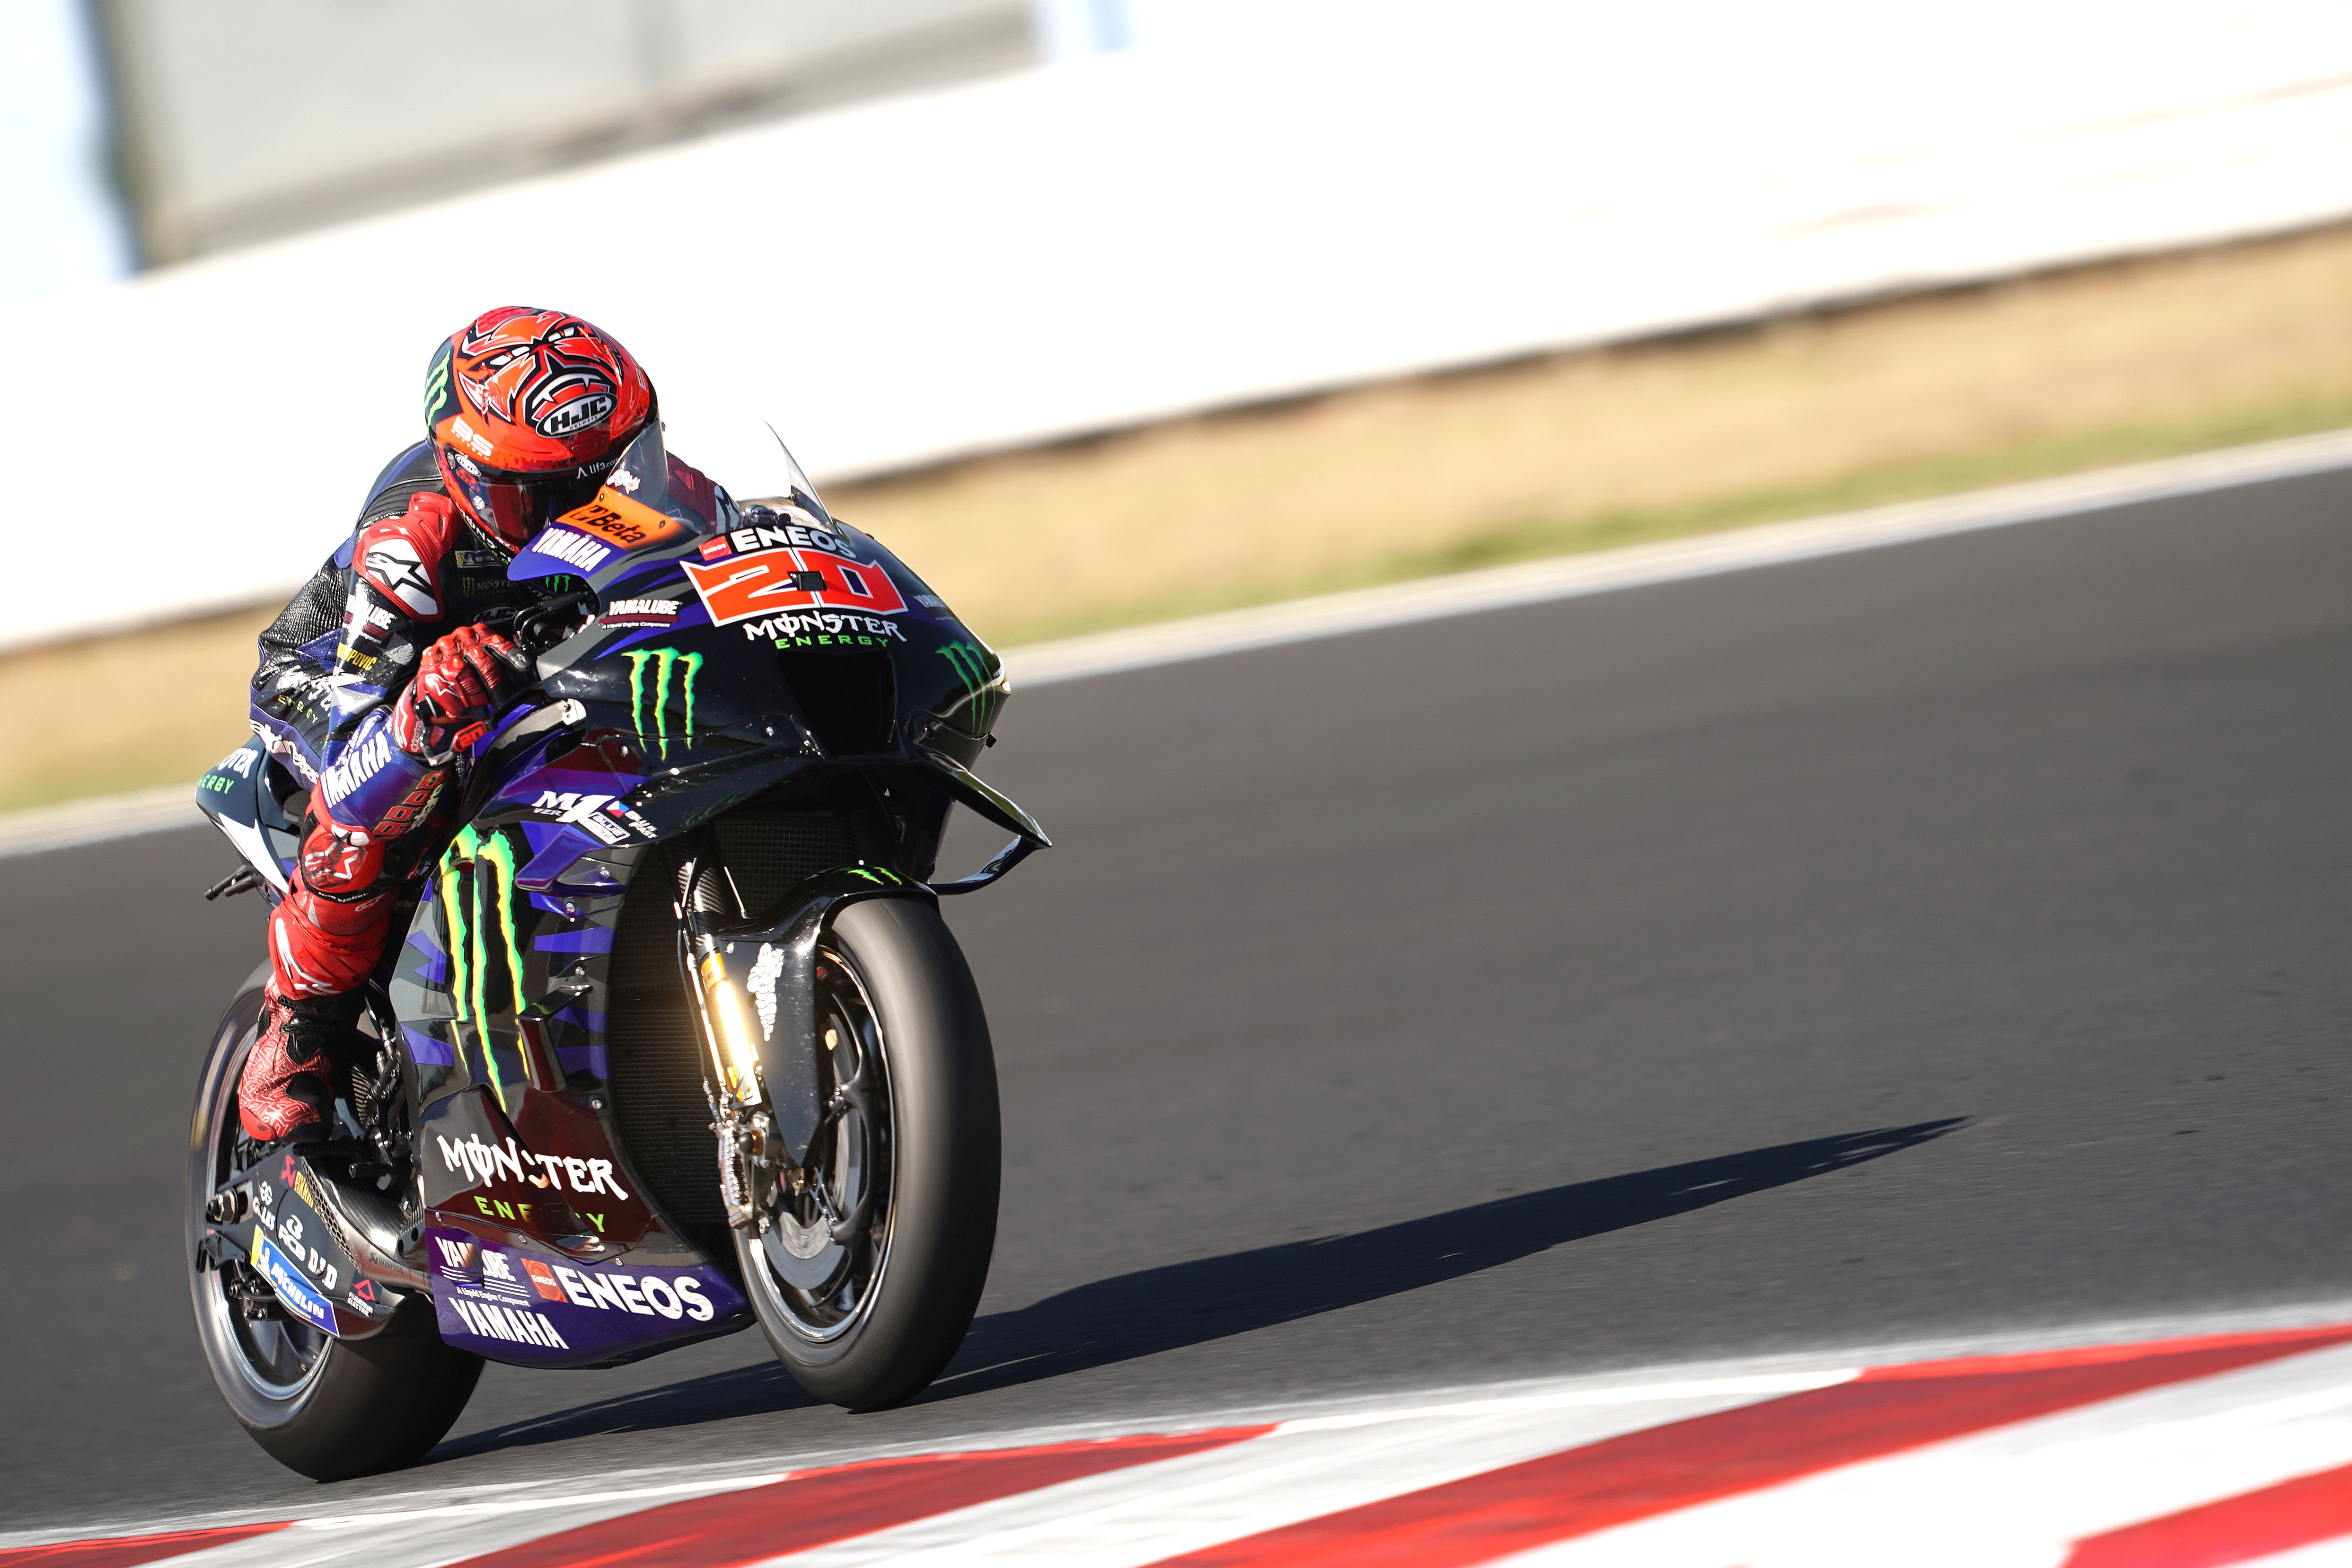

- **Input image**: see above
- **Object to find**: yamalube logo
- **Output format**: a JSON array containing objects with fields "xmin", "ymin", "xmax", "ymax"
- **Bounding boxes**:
[{"xmin": 599, "ymin": 598, "xmax": 678, "ymax": 627}]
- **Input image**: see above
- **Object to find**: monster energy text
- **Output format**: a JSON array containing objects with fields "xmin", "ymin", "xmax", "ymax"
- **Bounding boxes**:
[{"xmin": 624, "ymin": 648, "xmax": 703, "ymax": 760}]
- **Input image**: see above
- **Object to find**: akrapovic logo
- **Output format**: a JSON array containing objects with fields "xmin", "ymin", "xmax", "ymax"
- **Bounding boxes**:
[
  {"xmin": 436, "ymin": 825, "xmax": 527, "ymax": 1106},
  {"xmin": 623, "ymin": 649, "xmax": 702, "ymax": 761}
]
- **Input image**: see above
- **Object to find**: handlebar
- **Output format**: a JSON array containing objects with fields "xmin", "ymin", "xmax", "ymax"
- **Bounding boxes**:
[
  {"xmin": 478, "ymin": 588, "xmax": 599, "ymax": 656},
  {"xmin": 419, "ymin": 589, "xmax": 598, "ymax": 740}
]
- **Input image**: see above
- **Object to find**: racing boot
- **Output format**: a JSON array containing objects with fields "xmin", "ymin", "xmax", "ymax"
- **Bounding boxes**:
[{"xmin": 238, "ymin": 983, "xmax": 365, "ymax": 1144}]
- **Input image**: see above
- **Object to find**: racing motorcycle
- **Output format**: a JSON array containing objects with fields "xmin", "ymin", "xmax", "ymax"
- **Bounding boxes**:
[{"xmin": 188, "ymin": 424, "xmax": 1045, "ymax": 1479}]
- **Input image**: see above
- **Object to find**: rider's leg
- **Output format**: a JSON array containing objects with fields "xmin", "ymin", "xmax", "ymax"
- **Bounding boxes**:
[{"xmin": 239, "ymin": 784, "xmax": 436, "ymax": 1143}]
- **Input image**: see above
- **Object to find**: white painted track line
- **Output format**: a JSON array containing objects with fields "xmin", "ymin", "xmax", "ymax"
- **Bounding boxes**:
[
  {"xmin": 5, "ymin": 426, "xmax": 2349, "ymax": 862},
  {"xmin": 1491, "ymin": 1342, "xmax": 2352, "ymax": 1568},
  {"xmin": 756, "ymin": 1377, "xmax": 1855, "ymax": 1568},
  {"xmin": 11, "ymin": 1298, "xmax": 2352, "ymax": 1554},
  {"xmin": 0, "ymin": 783, "xmax": 201, "ymax": 860},
  {"xmin": 1001, "ymin": 425, "xmax": 2352, "ymax": 687}
]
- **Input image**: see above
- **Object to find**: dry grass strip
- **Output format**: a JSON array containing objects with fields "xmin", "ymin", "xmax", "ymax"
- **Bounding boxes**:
[{"xmin": 8, "ymin": 221, "xmax": 2351, "ymax": 812}]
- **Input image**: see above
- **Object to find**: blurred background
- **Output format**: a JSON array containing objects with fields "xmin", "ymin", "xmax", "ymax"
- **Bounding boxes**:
[
  {"xmin": 2, "ymin": 0, "xmax": 2351, "ymax": 809},
  {"xmin": 8, "ymin": 3, "xmax": 2352, "ymax": 1537}
]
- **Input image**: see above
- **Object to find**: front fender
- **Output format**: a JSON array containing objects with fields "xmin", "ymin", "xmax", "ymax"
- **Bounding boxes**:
[{"xmin": 700, "ymin": 867, "xmax": 934, "ymax": 1166}]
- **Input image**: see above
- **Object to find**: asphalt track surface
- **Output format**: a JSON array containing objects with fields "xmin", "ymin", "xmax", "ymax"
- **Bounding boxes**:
[{"xmin": 5, "ymin": 467, "xmax": 2350, "ymax": 1535}]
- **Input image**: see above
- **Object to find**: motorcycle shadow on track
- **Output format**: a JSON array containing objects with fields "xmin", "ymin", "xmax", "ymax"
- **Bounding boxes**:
[{"xmin": 436, "ymin": 1119, "xmax": 1964, "ymax": 1456}]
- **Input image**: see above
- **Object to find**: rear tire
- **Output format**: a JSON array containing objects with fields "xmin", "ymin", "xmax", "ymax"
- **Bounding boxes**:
[
  {"xmin": 737, "ymin": 898, "xmax": 1001, "ymax": 1409},
  {"xmin": 187, "ymin": 966, "xmax": 482, "ymax": 1480}
]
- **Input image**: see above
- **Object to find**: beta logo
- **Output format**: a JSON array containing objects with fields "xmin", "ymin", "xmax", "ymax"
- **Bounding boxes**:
[
  {"xmin": 684, "ymin": 547, "xmax": 906, "ymax": 627},
  {"xmin": 555, "ymin": 492, "xmax": 684, "ymax": 552}
]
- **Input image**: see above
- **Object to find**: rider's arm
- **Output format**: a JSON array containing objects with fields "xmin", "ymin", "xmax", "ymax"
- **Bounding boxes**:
[{"xmin": 254, "ymin": 493, "xmax": 516, "ymax": 844}]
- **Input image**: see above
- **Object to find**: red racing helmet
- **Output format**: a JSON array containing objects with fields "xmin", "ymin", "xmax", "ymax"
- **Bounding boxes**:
[{"xmin": 423, "ymin": 306, "xmax": 657, "ymax": 548}]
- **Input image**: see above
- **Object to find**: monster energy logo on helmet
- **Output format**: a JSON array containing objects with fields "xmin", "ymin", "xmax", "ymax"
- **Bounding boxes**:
[
  {"xmin": 437, "ymin": 825, "xmax": 528, "ymax": 1110},
  {"xmin": 423, "ymin": 341, "xmax": 456, "ymax": 428},
  {"xmin": 624, "ymin": 648, "xmax": 702, "ymax": 761}
]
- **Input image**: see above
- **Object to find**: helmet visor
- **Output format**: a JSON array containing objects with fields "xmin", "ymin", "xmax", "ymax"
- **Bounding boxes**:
[{"xmin": 440, "ymin": 448, "xmax": 609, "ymax": 546}]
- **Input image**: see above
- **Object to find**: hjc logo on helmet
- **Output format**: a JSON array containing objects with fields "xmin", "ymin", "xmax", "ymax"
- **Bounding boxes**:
[{"xmin": 535, "ymin": 387, "xmax": 616, "ymax": 438}]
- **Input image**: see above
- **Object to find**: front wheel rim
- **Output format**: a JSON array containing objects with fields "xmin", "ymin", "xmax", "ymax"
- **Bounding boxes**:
[{"xmin": 741, "ymin": 943, "xmax": 898, "ymax": 1347}]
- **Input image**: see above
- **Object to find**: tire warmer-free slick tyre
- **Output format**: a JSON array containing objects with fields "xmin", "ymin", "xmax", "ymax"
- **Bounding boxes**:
[
  {"xmin": 187, "ymin": 966, "xmax": 482, "ymax": 1480},
  {"xmin": 737, "ymin": 898, "xmax": 1002, "ymax": 1409}
]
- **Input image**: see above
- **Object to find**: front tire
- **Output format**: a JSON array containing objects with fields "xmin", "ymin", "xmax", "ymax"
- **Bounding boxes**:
[
  {"xmin": 736, "ymin": 899, "xmax": 1001, "ymax": 1409},
  {"xmin": 187, "ymin": 966, "xmax": 482, "ymax": 1480}
]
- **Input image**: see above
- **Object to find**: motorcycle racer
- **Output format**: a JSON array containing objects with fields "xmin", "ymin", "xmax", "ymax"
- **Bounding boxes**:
[{"xmin": 238, "ymin": 306, "xmax": 667, "ymax": 1144}]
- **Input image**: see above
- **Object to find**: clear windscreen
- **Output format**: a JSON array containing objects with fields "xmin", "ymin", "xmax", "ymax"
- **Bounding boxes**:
[
  {"xmin": 661, "ymin": 415, "xmax": 834, "ymax": 525},
  {"xmin": 516, "ymin": 419, "xmax": 837, "ymax": 586}
]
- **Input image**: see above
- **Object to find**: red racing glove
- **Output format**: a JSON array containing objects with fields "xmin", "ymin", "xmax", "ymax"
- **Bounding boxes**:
[{"xmin": 391, "ymin": 624, "xmax": 530, "ymax": 761}]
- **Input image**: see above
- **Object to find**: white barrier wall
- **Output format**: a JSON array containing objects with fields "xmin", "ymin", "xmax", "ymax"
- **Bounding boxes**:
[{"xmin": 7, "ymin": 0, "xmax": 2352, "ymax": 649}]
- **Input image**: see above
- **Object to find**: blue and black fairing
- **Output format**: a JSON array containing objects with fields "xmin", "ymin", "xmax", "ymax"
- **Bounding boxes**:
[
  {"xmin": 194, "ymin": 736, "xmax": 303, "ymax": 896},
  {"xmin": 201, "ymin": 420, "xmax": 1048, "ymax": 1368}
]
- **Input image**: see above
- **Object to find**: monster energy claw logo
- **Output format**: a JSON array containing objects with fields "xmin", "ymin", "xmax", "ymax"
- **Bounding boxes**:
[
  {"xmin": 438, "ymin": 825, "xmax": 528, "ymax": 1109},
  {"xmin": 937, "ymin": 641, "xmax": 1001, "ymax": 728},
  {"xmin": 624, "ymin": 648, "xmax": 702, "ymax": 760},
  {"xmin": 423, "ymin": 350, "xmax": 452, "ymax": 424}
]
